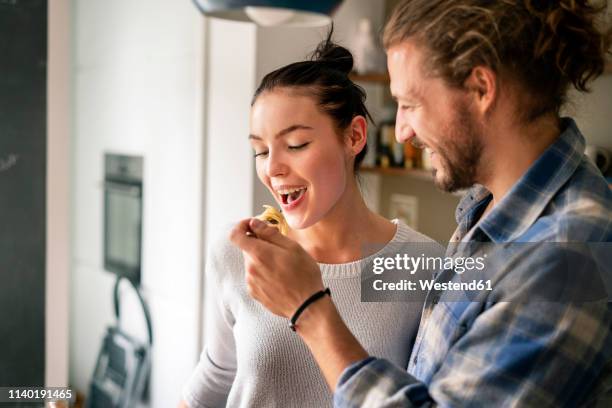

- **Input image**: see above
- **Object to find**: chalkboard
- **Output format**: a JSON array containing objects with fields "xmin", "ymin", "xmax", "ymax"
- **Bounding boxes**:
[{"xmin": 0, "ymin": 0, "xmax": 47, "ymax": 386}]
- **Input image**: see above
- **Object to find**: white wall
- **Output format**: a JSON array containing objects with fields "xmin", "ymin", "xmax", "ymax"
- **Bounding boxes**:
[
  {"xmin": 47, "ymin": 0, "xmax": 71, "ymax": 387},
  {"xmin": 567, "ymin": 75, "xmax": 612, "ymax": 150},
  {"xmin": 201, "ymin": 17, "xmax": 258, "ymax": 346},
  {"xmin": 70, "ymin": 0, "xmax": 205, "ymax": 405},
  {"xmin": 203, "ymin": 19, "xmax": 257, "ymax": 250}
]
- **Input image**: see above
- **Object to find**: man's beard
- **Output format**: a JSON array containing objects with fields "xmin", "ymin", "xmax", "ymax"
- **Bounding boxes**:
[{"xmin": 425, "ymin": 104, "xmax": 484, "ymax": 193}]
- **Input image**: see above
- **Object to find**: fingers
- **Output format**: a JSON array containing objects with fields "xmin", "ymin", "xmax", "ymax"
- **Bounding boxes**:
[
  {"xmin": 231, "ymin": 218, "xmax": 252, "ymax": 237},
  {"xmin": 230, "ymin": 219, "xmax": 279, "ymax": 262},
  {"xmin": 249, "ymin": 218, "xmax": 294, "ymax": 249},
  {"xmin": 244, "ymin": 258, "xmax": 288, "ymax": 317},
  {"xmin": 229, "ymin": 219, "xmax": 259, "ymax": 250}
]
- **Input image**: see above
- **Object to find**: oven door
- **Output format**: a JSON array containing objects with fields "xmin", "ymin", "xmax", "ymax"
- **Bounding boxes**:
[{"xmin": 104, "ymin": 179, "xmax": 143, "ymax": 284}]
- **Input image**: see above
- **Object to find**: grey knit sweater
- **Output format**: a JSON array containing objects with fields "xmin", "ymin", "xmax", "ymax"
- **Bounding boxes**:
[{"xmin": 183, "ymin": 220, "xmax": 441, "ymax": 408}]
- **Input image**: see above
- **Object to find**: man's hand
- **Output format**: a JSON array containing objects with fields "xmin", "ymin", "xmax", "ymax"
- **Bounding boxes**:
[{"xmin": 230, "ymin": 218, "xmax": 324, "ymax": 318}]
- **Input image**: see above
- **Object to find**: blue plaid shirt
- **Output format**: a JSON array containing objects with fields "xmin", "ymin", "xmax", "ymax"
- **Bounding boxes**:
[{"xmin": 335, "ymin": 118, "xmax": 612, "ymax": 407}]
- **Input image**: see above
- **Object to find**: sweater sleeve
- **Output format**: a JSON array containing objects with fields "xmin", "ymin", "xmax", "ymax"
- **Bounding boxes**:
[{"xmin": 182, "ymin": 237, "xmax": 238, "ymax": 408}]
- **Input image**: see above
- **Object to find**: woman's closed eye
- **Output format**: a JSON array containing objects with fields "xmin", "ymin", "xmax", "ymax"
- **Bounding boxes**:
[
  {"xmin": 254, "ymin": 142, "xmax": 310, "ymax": 158},
  {"xmin": 288, "ymin": 142, "xmax": 310, "ymax": 150}
]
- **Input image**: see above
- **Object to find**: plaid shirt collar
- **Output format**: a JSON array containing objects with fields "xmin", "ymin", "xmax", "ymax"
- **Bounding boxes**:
[{"xmin": 455, "ymin": 117, "xmax": 585, "ymax": 243}]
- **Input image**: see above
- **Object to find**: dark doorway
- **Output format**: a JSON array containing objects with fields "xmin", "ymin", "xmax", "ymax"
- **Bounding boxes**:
[{"xmin": 0, "ymin": 0, "xmax": 47, "ymax": 386}]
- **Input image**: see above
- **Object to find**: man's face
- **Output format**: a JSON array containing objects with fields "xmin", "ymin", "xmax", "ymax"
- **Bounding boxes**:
[{"xmin": 387, "ymin": 40, "xmax": 484, "ymax": 192}]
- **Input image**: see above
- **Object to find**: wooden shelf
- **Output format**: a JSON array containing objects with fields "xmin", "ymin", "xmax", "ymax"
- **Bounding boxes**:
[
  {"xmin": 349, "ymin": 72, "xmax": 390, "ymax": 83},
  {"xmin": 361, "ymin": 166, "xmax": 434, "ymax": 181}
]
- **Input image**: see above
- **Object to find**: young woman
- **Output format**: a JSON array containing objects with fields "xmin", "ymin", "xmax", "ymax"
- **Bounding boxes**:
[{"xmin": 180, "ymin": 34, "xmax": 441, "ymax": 407}]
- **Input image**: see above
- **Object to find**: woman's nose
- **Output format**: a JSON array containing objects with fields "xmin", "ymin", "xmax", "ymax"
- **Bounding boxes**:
[{"xmin": 266, "ymin": 152, "xmax": 288, "ymax": 178}]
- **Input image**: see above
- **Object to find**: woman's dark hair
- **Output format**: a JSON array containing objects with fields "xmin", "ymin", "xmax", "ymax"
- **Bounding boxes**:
[{"xmin": 252, "ymin": 28, "xmax": 373, "ymax": 172}]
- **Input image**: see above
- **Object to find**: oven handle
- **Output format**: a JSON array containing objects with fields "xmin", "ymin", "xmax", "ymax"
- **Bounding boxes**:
[{"xmin": 104, "ymin": 180, "xmax": 141, "ymax": 197}]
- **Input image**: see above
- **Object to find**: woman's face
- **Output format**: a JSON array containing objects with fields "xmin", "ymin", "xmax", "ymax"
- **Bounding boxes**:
[{"xmin": 249, "ymin": 89, "xmax": 350, "ymax": 230}]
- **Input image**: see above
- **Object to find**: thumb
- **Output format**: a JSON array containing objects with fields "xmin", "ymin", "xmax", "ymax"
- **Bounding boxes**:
[{"xmin": 250, "ymin": 218, "xmax": 293, "ymax": 249}]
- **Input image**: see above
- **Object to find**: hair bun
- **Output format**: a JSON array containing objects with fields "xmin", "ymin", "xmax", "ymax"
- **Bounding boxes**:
[{"xmin": 310, "ymin": 27, "xmax": 354, "ymax": 75}]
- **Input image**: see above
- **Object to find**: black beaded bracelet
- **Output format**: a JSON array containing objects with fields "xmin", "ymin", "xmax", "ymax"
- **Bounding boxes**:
[{"xmin": 290, "ymin": 288, "xmax": 331, "ymax": 332}]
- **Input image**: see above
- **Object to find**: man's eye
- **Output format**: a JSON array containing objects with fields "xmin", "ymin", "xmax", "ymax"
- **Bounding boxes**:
[
  {"xmin": 289, "ymin": 142, "xmax": 310, "ymax": 150},
  {"xmin": 254, "ymin": 151, "xmax": 269, "ymax": 158}
]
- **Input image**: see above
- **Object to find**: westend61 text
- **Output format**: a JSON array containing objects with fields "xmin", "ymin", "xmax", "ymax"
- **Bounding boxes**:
[{"xmin": 373, "ymin": 279, "xmax": 493, "ymax": 292}]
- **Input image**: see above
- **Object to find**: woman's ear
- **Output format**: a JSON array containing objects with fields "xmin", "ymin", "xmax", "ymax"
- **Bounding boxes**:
[{"xmin": 345, "ymin": 115, "xmax": 368, "ymax": 158}]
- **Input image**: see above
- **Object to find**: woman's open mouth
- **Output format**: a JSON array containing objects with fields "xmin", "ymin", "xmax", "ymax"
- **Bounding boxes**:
[{"xmin": 277, "ymin": 187, "xmax": 307, "ymax": 210}]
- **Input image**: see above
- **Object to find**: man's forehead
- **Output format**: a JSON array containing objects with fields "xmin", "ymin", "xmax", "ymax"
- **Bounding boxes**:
[
  {"xmin": 389, "ymin": 70, "xmax": 424, "ymax": 101},
  {"xmin": 391, "ymin": 82, "xmax": 422, "ymax": 100},
  {"xmin": 387, "ymin": 40, "xmax": 423, "ymax": 63},
  {"xmin": 388, "ymin": 42, "xmax": 427, "ymax": 95}
]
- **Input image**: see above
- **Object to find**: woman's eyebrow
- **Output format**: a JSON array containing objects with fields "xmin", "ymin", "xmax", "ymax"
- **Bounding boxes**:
[{"xmin": 248, "ymin": 124, "xmax": 313, "ymax": 140}]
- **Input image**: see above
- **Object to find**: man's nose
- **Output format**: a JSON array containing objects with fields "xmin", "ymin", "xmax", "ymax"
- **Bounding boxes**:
[{"xmin": 395, "ymin": 120, "xmax": 416, "ymax": 144}]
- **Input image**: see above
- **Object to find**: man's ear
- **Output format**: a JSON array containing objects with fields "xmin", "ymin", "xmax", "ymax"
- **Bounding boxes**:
[
  {"xmin": 345, "ymin": 115, "xmax": 368, "ymax": 158},
  {"xmin": 465, "ymin": 66, "xmax": 497, "ymax": 116}
]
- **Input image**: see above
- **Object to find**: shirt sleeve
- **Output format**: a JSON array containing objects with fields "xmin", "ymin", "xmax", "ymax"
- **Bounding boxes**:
[
  {"xmin": 334, "ymin": 358, "xmax": 431, "ymax": 407},
  {"xmin": 182, "ymin": 240, "xmax": 238, "ymax": 408},
  {"xmin": 334, "ymin": 244, "xmax": 612, "ymax": 407}
]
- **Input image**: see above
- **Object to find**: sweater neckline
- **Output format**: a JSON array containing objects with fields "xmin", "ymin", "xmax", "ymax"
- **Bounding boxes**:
[{"xmin": 317, "ymin": 219, "xmax": 406, "ymax": 279}]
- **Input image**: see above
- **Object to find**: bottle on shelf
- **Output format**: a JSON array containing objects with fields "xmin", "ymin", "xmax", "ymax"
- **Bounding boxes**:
[
  {"xmin": 403, "ymin": 142, "xmax": 422, "ymax": 169},
  {"xmin": 376, "ymin": 122, "xmax": 394, "ymax": 168},
  {"xmin": 375, "ymin": 105, "xmax": 397, "ymax": 168},
  {"xmin": 376, "ymin": 119, "xmax": 426, "ymax": 170}
]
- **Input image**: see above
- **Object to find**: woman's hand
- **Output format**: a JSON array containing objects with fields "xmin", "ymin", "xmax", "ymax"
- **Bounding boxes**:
[{"xmin": 230, "ymin": 218, "xmax": 324, "ymax": 318}]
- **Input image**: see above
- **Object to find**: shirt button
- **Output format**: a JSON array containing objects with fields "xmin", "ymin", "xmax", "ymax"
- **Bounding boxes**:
[{"xmin": 413, "ymin": 355, "xmax": 418, "ymax": 365}]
